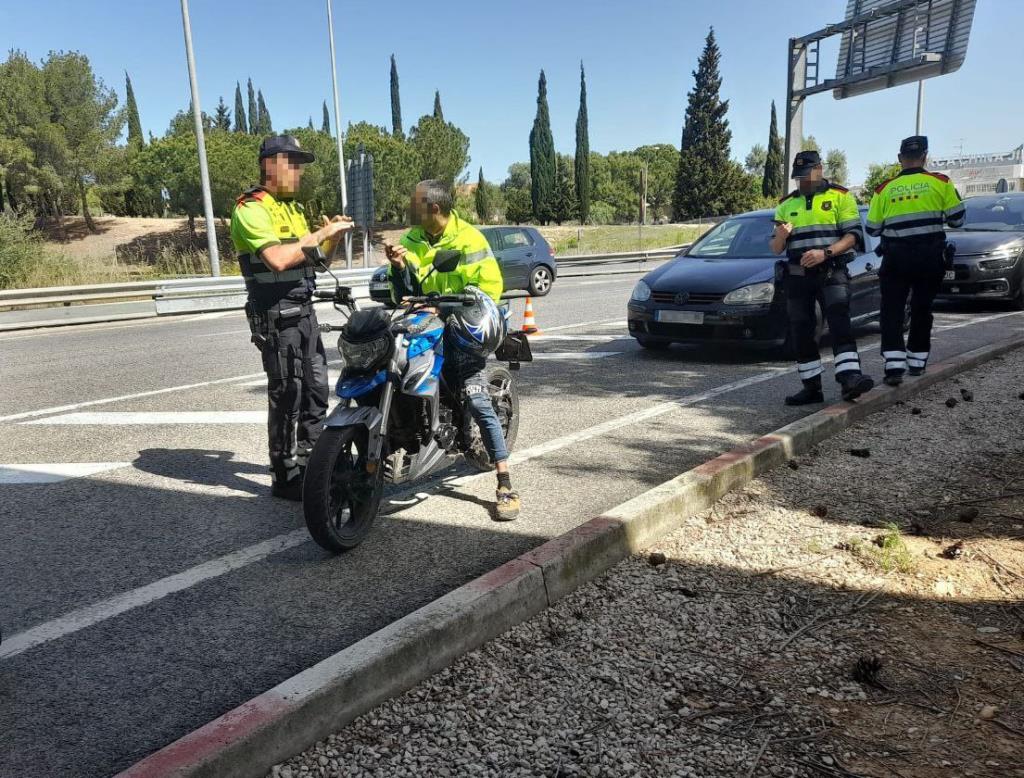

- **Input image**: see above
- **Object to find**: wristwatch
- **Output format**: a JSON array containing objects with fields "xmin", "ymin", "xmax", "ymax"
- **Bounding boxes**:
[{"xmin": 824, "ymin": 248, "xmax": 834, "ymax": 259}]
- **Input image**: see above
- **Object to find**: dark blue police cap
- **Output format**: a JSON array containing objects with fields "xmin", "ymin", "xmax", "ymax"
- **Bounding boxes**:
[
  {"xmin": 791, "ymin": 149, "xmax": 822, "ymax": 179},
  {"xmin": 259, "ymin": 134, "xmax": 315, "ymax": 163},
  {"xmin": 900, "ymin": 136, "xmax": 928, "ymax": 156}
]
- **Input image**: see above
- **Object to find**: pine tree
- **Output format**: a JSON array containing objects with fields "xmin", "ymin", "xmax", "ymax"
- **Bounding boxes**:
[
  {"xmin": 762, "ymin": 100, "xmax": 785, "ymax": 198},
  {"xmin": 529, "ymin": 70, "xmax": 556, "ymax": 224},
  {"xmin": 257, "ymin": 90, "xmax": 272, "ymax": 134},
  {"xmin": 390, "ymin": 54, "xmax": 403, "ymax": 137},
  {"xmin": 574, "ymin": 62, "xmax": 590, "ymax": 224},
  {"xmin": 214, "ymin": 97, "xmax": 231, "ymax": 131},
  {"xmin": 322, "ymin": 100, "xmax": 331, "ymax": 134},
  {"xmin": 433, "ymin": 90, "xmax": 444, "ymax": 121},
  {"xmin": 672, "ymin": 28, "xmax": 749, "ymax": 219},
  {"xmin": 473, "ymin": 167, "xmax": 493, "ymax": 223},
  {"xmin": 125, "ymin": 72, "xmax": 144, "ymax": 149},
  {"xmin": 234, "ymin": 82, "xmax": 247, "ymax": 133},
  {"xmin": 247, "ymin": 79, "xmax": 258, "ymax": 134},
  {"xmin": 552, "ymin": 154, "xmax": 577, "ymax": 225}
]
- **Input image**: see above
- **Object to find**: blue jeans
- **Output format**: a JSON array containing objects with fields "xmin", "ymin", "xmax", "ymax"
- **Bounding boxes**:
[{"xmin": 443, "ymin": 343, "xmax": 509, "ymax": 464}]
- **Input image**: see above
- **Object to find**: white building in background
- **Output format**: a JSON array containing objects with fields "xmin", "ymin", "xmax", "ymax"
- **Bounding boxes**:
[{"xmin": 931, "ymin": 146, "xmax": 1024, "ymax": 196}]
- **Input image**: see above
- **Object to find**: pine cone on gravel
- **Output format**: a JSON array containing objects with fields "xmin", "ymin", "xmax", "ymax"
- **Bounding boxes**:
[{"xmin": 852, "ymin": 655, "xmax": 884, "ymax": 687}]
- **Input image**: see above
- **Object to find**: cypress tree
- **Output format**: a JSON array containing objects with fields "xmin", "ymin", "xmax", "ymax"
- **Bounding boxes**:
[
  {"xmin": 672, "ymin": 28, "xmax": 747, "ymax": 219},
  {"xmin": 308, "ymin": 116, "xmax": 315, "ymax": 131},
  {"xmin": 322, "ymin": 100, "xmax": 331, "ymax": 134},
  {"xmin": 125, "ymin": 72, "xmax": 144, "ymax": 149},
  {"xmin": 475, "ymin": 167, "xmax": 493, "ymax": 223},
  {"xmin": 247, "ymin": 79, "xmax": 258, "ymax": 135},
  {"xmin": 257, "ymin": 90, "xmax": 272, "ymax": 134},
  {"xmin": 234, "ymin": 82, "xmax": 247, "ymax": 133},
  {"xmin": 432, "ymin": 90, "xmax": 444, "ymax": 121},
  {"xmin": 529, "ymin": 70, "xmax": 556, "ymax": 224},
  {"xmin": 214, "ymin": 97, "xmax": 231, "ymax": 131},
  {"xmin": 762, "ymin": 100, "xmax": 785, "ymax": 198},
  {"xmin": 390, "ymin": 54, "xmax": 403, "ymax": 137},
  {"xmin": 574, "ymin": 62, "xmax": 590, "ymax": 224}
]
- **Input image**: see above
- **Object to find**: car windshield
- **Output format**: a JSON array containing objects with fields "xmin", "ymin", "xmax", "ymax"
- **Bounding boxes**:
[
  {"xmin": 686, "ymin": 215, "xmax": 777, "ymax": 259},
  {"xmin": 955, "ymin": 196, "xmax": 1024, "ymax": 232}
]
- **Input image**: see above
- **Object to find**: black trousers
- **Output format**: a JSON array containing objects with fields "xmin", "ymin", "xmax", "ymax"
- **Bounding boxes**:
[
  {"xmin": 260, "ymin": 310, "xmax": 329, "ymax": 484},
  {"xmin": 879, "ymin": 241, "xmax": 945, "ymax": 376},
  {"xmin": 785, "ymin": 265, "xmax": 862, "ymax": 385}
]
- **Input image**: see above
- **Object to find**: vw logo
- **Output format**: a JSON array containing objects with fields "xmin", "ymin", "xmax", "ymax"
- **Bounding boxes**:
[{"xmin": 674, "ymin": 291, "xmax": 690, "ymax": 305}]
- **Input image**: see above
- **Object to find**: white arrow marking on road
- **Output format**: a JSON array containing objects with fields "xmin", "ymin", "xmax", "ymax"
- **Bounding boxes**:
[
  {"xmin": 0, "ymin": 462, "xmax": 130, "ymax": 484},
  {"xmin": 22, "ymin": 411, "xmax": 267, "ymax": 426},
  {"xmin": 0, "ymin": 530, "xmax": 309, "ymax": 660}
]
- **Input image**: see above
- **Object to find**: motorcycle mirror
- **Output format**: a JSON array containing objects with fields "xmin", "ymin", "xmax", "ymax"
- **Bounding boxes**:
[{"xmin": 432, "ymin": 249, "xmax": 462, "ymax": 273}]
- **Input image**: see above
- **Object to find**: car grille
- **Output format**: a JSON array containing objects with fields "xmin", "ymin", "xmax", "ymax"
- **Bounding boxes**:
[{"xmin": 651, "ymin": 291, "xmax": 725, "ymax": 305}]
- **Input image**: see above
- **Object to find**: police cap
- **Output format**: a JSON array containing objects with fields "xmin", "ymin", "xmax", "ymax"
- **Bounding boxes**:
[
  {"xmin": 259, "ymin": 134, "xmax": 315, "ymax": 164},
  {"xmin": 899, "ymin": 135, "xmax": 928, "ymax": 156},
  {"xmin": 790, "ymin": 149, "xmax": 822, "ymax": 179}
]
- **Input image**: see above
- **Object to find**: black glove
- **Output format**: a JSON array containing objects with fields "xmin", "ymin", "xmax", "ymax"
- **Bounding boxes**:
[{"xmin": 943, "ymin": 242, "xmax": 957, "ymax": 270}]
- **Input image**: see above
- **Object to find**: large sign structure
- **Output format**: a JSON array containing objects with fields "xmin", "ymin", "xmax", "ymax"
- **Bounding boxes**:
[{"xmin": 785, "ymin": 0, "xmax": 978, "ymax": 185}]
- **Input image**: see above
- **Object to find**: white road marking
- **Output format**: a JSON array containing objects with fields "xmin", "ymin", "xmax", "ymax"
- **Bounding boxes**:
[
  {"xmin": 575, "ymin": 278, "xmax": 642, "ymax": 286},
  {"xmin": 195, "ymin": 328, "xmax": 252, "ymax": 338},
  {"xmin": 2, "ymin": 310, "xmax": 1019, "ymax": 659},
  {"xmin": 22, "ymin": 411, "xmax": 266, "ymax": 426},
  {"xmin": 531, "ymin": 352, "xmax": 620, "ymax": 360},
  {"xmin": 0, "ymin": 462, "xmax": 130, "ymax": 484},
  {"xmin": 530, "ymin": 334, "xmax": 627, "ymax": 342},
  {"xmin": 0, "ymin": 530, "xmax": 309, "ymax": 661}
]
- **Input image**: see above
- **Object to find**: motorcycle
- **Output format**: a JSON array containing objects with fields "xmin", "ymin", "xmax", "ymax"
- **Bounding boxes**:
[{"xmin": 302, "ymin": 249, "xmax": 533, "ymax": 553}]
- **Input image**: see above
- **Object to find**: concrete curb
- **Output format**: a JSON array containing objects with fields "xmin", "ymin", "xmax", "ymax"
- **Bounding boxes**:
[{"xmin": 117, "ymin": 334, "xmax": 1024, "ymax": 778}]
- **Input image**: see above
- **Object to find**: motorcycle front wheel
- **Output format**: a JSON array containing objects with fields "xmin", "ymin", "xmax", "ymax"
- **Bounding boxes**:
[
  {"xmin": 464, "ymin": 364, "xmax": 520, "ymax": 472},
  {"xmin": 303, "ymin": 425, "xmax": 384, "ymax": 553}
]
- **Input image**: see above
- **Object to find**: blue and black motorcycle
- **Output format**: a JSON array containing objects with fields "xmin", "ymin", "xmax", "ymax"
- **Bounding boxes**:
[{"xmin": 302, "ymin": 249, "xmax": 531, "ymax": 553}]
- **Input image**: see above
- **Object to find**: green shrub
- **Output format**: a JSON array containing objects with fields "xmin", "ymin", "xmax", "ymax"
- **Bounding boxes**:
[{"xmin": 0, "ymin": 211, "xmax": 43, "ymax": 289}]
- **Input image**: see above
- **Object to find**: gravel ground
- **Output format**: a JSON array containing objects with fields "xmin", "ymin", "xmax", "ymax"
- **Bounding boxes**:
[{"xmin": 272, "ymin": 350, "xmax": 1024, "ymax": 778}]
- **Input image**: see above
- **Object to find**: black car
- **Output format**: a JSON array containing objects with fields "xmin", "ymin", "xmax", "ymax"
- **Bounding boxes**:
[
  {"xmin": 369, "ymin": 226, "xmax": 557, "ymax": 305},
  {"xmin": 627, "ymin": 208, "xmax": 883, "ymax": 351},
  {"xmin": 941, "ymin": 193, "xmax": 1024, "ymax": 308}
]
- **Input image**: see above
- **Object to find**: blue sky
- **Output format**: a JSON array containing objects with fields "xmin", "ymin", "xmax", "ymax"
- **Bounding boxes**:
[{"xmin": 3, "ymin": 0, "xmax": 1020, "ymax": 186}]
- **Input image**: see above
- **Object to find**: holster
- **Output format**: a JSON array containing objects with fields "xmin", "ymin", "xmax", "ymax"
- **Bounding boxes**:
[{"xmin": 244, "ymin": 301, "xmax": 272, "ymax": 350}]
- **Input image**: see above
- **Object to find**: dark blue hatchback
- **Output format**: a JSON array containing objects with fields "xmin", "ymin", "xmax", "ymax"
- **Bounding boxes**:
[{"xmin": 626, "ymin": 209, "xmax": 884, "ymax": 351}]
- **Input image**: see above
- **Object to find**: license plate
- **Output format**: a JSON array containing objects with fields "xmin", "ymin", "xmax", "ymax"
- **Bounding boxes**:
[
  {"xmin": 369, "ymin": 282, "xmax": 390, "ymax": 291},
  {"xmin": 656, "ymin": 310, "xmax": 704, "ymax": 325},
  {"xmin": 944, "ymin": 270, "xmax": 956, "ymax": 281}
]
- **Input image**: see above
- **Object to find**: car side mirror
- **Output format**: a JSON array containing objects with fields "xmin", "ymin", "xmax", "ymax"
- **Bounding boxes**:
[{"xmin": 432, "ymin": 249, "xmax": 462, "ymax": 273}]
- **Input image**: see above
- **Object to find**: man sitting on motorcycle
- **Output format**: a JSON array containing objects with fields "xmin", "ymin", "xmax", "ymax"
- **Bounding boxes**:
[{"xmin": 384, "ymin": 179, "xmax": 520, "ymax": 521}]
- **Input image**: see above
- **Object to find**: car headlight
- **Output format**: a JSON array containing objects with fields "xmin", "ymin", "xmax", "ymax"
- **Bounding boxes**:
[
  {"xmin": 979, "ymin": 248, "xmax": 1022, "ymax": 271},
  {"xmin": 631, "ymin": 280, "xmax": 652, "ymax": 302},
  {"xmin": 724, "ymin": 282, "xmax": 775, "ymax": 305},
  {"xmin": 339, "ymin": 334, "xmax": 391, "ymax": 373}
]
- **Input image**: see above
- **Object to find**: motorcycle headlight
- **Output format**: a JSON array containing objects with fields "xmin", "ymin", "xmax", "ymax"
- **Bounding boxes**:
[
  {"xmin": 339, "ymin": 334, "xmax": 391, "ymax": 373},
  {"xmin": 724, "ymin": 282, "xmax": 775, "ymax": 305},
  {"xmin": 631, "ymin": 280, "xmax": 652, "ymax": 302}
]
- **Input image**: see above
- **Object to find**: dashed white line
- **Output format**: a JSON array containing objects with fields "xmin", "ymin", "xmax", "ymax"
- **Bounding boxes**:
[
  {"xmin": 23, "ymin": 412, "xmax": 266, "ymax": 426},
  {"xmin": 0, "ymin": 462, "xmax": 130, "ymax": 484}
]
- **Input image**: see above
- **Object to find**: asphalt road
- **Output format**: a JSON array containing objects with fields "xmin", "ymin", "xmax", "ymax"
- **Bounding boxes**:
[{"xmin": 1, "ymin": 262, "xmax": 1021, "ymax": 777}]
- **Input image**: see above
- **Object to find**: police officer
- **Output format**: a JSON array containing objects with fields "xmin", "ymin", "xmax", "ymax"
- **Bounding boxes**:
[
  {"xmin": 384, "ymin": 180, "xmax": 520, "ymax": 521},
  {"xmin": 230, "ymin": 135, "xmax": 353, "ymax": 500},
  {"xmin": 771, "ymin": 150, "xmax": 875, "ymax": 405},
  {"xmin": 867, "ymin": 136, "xmax": 965, "ymax": 385}
]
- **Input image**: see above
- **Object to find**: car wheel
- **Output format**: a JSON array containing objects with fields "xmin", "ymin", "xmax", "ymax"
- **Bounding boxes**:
[
  {"xmin": 637, "ymin": 337, "xmax": 670, "ymax": 351},
  {"xmin": 529, "ymin": 265, "xmax": 553, "ymax": 297}
]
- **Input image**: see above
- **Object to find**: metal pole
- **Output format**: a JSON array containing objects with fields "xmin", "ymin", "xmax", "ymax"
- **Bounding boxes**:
[
  {"xmin": 326, "ymin": 0, "xmax": 352, "ymax": 269},
  {"xmin": 785, "ymin": 38, "xmax": 807, "ymax": 192},
  {"xmin": 915, "ymin": 80, "xmax": 924, "ymax": 135},
  {"xmin": 179, "ymin": 0, "xmax": 220, "ymax": 277}
]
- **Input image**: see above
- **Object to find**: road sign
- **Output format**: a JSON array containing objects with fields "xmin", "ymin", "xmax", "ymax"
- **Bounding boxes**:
[
  {"xmin": 834, "ymin": 0, "xmax": 978, "ymax": 100},
  {"xmin": 345, "ymin": 145, "xmax": 375, "ymax": 229}
]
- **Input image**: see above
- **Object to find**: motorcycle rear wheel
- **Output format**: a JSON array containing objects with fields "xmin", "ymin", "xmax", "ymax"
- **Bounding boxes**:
[
  {"xmin": 464, "ymin": 364, "xmax": 520, "ymax": 472},
  {"xmin": 303, "ymin": 425, "xmax": 384, "ymax": 553}
]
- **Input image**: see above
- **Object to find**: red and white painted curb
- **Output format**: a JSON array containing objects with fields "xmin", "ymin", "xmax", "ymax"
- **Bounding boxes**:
[{"xmin": 118, "ymin": 335, "xmax": 1024, "ymax": 778}]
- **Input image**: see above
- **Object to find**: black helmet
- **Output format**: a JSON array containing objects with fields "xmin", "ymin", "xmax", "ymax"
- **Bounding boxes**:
[{"xmin": 446, "ymin": 286, "xmax": 506, "ymax": 357}]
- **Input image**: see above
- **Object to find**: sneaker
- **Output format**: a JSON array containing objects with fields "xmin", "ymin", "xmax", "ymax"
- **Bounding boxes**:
[
  {"xmin": 908, "ymin": 366, "xmax": 925, "ymax": 377},
  {"xmin": 883, "ymin": 373, "xmax": 904, "ymax": 387},
  {"xmin": 785, "ymin": 386, "xmax": 825, "ymax": 406},
  {"xmin": 840, "ymin": 372, "xmax": 875, "ymax": 402},
  {"xmin": 495, "ymin": 486, "xmax": 521, "ymax": 522},
  {"xmin": 271, "ymin": 476, "xmax": 303, "ymax": 502}
]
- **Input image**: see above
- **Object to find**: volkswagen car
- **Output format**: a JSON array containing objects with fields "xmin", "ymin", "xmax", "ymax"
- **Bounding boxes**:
[
  {"xmin": 626, "ymin": 208, "xmax": 884, "ymax": 351},
  {"xmin": 941, "ymin": 193, "xmax": 1024, "ymax": 308}
]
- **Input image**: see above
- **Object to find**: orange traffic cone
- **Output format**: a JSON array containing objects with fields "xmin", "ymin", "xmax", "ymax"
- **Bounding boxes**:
[{"xmin": 521, "ymin": 297, "xmax": 542, "ymax": 335}]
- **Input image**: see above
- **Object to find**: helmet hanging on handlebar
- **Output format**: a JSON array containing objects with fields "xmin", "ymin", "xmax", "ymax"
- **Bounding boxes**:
[{"xmin": 445, "ymin": 286, "xmax": 507, "ymax": 357}]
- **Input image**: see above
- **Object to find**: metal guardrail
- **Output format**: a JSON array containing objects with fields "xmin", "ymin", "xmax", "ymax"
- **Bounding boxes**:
[{"xmin": 0, "ymin": 247, "xmax": 688, "ymax": 327}]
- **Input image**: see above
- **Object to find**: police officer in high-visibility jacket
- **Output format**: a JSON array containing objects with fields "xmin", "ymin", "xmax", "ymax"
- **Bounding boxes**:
[
  {"xmin": 867, "ymin": 136, "xmax": 965, "ymax": 386},
  {"xmin": 771, "ymin": 150, "xmax": 875, "ymax": 406},
  {"xmin": 230, "ymin": 135, "xmax": 353, "ymax": 500}
]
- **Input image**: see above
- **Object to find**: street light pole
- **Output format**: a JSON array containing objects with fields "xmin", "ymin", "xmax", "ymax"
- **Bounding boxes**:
[
  {"xmin": 326, "ymin": 0, "xmax": 353, "ymax": 268},
  {"xmin": 179, "ymin": 0, "xmax": 220, "ymax": 277},
  {"xmin": 915, "ymin": 80, "xmax": 925, "ymax": 135}
]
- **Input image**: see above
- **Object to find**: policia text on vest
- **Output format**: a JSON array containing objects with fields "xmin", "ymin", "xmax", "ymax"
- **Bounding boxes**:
[
  {"xmin": 771, "ymin": 150, "xmax": 876, "ymax": 407},
  {"xmin": 229, "ymin": 135, "xmax": 354, "ymax": 501},
  {"xmin": 866, "ymin": 135, "xmax": 966, "ymax": 386}
]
